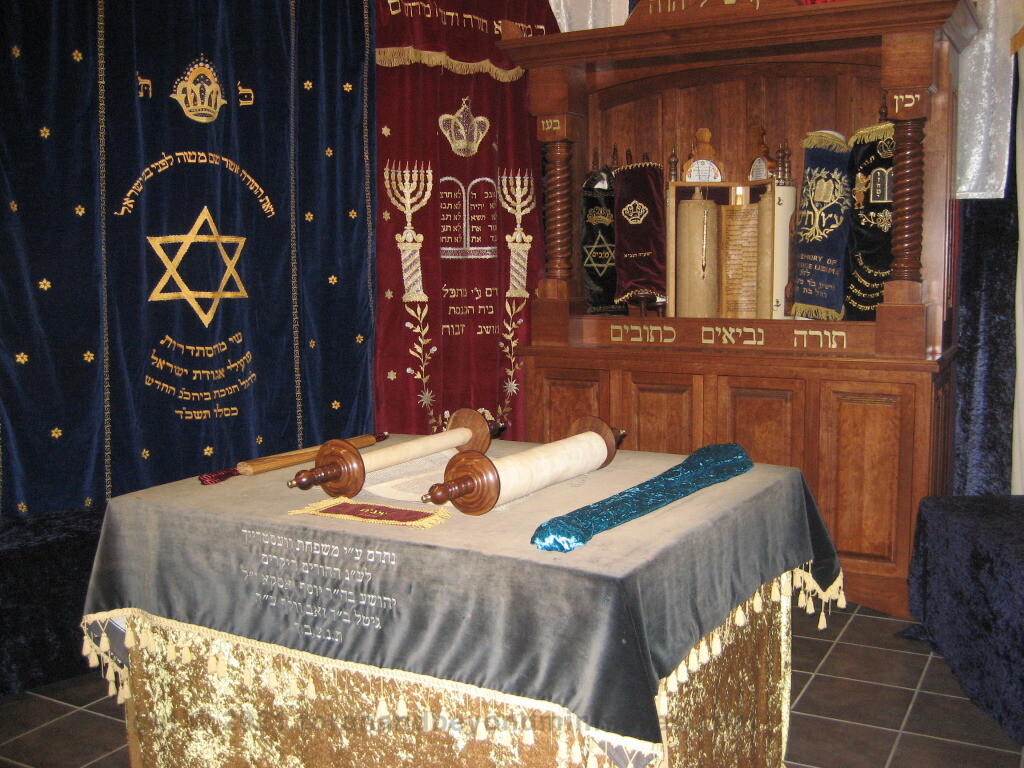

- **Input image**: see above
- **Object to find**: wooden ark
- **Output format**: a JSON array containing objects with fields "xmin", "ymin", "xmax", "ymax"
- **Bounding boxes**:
[{"xmin": 499, "ymin": 0, "xmax": 978, "ymax": 617}]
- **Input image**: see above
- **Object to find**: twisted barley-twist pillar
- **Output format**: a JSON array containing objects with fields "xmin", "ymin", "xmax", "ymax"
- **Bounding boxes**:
[
  {"xmin": 889, "ymin": 118, "xmax": 925, "ymax": 284},
  {"xmin": 543, "ymin": 140, "xmax": 573, "ymax": 283}
]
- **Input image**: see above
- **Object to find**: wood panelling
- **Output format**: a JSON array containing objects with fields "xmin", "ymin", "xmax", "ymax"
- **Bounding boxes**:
[
  {"xmin": 526, "ymin": 362, "xmax": 609, "ymax": 443},
  {"xmin": 716, "ymin": 376, "xmax": 806, "ymax": 467},
  {"xmin": 620, "ymin": 370, "xmax": 704, "ymax": 454}
]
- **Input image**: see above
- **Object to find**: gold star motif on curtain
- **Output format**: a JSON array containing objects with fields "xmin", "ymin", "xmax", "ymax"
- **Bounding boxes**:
[
  {"xmin": 382, "ymin": 211, "xmax": 391, "ymax": 221},
  {"xmin": 384, "ymin": 289, "xmax": 393, "ymax": 299},
  {"xmin": 348, "ymin": 210, "xmax": 357, "ymax": 219},
  {"xmin": 72, "ymin": 50, "xmax": 83, "ymax": 62},
  {"xmin": 38, "ymin": 278, "xmax": 51, "ymax": 290},
  {"xmin": 51, "ymin": 427, "xmax": 62, "ymax": 439},
  {"xmin": 305, "ymin": 212, "xmax": 314, "ymax": 222},
  {"xmin": 256, "ymin": 436, "xmax": 263, "ymax": 444},
  {"xmin": 309, "ymin": 339, "xmax": 316, "ymax": 349},
  {"xmin": 355, "ymin": 334, "xmax": 364, "ymax": 343},
  {"xmin": 141, "ymin": 449, "xmax": 150, "ymax": 459},
  {"xmin": 83, "ymin": 351, "xmax": 95, "ymax": 362},
  {"xmin": 11, "ymin": 46, "xmax": 20, "ymax": 58},
  {"xmin": 328, "ymin": 275, "xmax": 338, "ymax": 284},
  {"xmin": 85, "ymin": 498, "xmax": 92, "ymax": 507},
  {"xmin": 39, "ymin": 127, "xmax": 50, "ymax": 138},
  {"xmin": 381, "ymin": 126, "xmax": 391, "ymax": 137},
  {"xmin": 203, "ymin": 446, "xmax": 214, "ymax": 456},
  {"xmin": 387, "ymin": 370, "xmax": 397, "ymax": 381},
  {"xmin": 17, "ymin": 502, "xmax": 27, "ymax": 513},
  {"xmin": 303, "ymin": 80, "xmax": 313, "ymax": 90},
  {"xmin": 147, "ymin": 206, "xmax": 248, "ymax": 327},
  {"xmin": 75, "ymin": 205, "xmax": 85, "ymax": 216},
  {"xmin": 331, "ymin": 401, "xmax": 341, "ymax": 410},
  {"xmin": 325, "ymin": 148, "xmax": 334, "ymax": 157},
  {"xmin": 343, "ymin": 83, "xmax": 353, "ymax": 92},
  {"xmin": 9, "ymin": 201, "xmax": 17, "ymax": 212},
  {"xmin": 15, "ymin": 352, "xmax": 28, "ymax": 364}
]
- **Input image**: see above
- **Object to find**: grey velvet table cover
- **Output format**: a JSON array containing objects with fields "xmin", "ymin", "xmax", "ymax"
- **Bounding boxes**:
[{"xmin": 85, "ymin": 437, "xmax": 832, "ymax": 743}]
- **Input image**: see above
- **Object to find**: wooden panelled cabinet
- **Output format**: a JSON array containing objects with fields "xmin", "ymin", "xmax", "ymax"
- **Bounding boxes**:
[{"xmin": 500, "ymin": 0, "xmax": 976, "ymax": 617}]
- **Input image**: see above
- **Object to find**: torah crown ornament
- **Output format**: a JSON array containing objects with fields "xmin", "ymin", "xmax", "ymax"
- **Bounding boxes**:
[
  {"xmin": 621, "ymin": 199, "xmax": 649, "ymax": 225},
  {"xmin": 439, "ymin": 97, "xmax": 490, "ymax": 157},
  {"xmin": 170, "ymin": 56, "xmax": 226, "ymax": 123}
]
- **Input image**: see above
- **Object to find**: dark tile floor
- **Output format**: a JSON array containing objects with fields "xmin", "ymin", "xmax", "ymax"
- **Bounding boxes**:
[{"xmin": 1, "ymin": 603, "xmax": 1021, "ymax": 767}]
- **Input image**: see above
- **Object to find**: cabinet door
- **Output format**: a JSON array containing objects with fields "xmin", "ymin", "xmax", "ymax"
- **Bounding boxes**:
[
  {"xmin": 716, "ymin": 376, "xmax": 806, "ymax": 469},
  {"xmin": 817, "ymin": 380, "xmax": 916, "ymax": 577},
  {"xmin": 619, "ymin": 370, "xmax": 704, "ymax": 454},
  {"xmin": 525, "ymin": 363, "xmax": 609, "ymax": 443}
]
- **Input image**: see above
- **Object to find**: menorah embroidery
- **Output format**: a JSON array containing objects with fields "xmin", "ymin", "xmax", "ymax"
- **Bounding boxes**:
[
  {"xmin": 384, "ymin": 161, "xmax": 433, "ymax": 302},
  {"xmin": 499, "ymin": 170, "xmax": 536, "ymax": 298}
]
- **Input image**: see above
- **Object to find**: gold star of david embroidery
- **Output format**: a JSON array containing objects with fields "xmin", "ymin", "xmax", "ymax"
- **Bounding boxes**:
[
  {"xmin": 147, "ymin": 206, "xmax": 248, "ymax": 327},
  {"xmin": 582, "ymin": 232, "xmax": 616, "ymax": 277}
]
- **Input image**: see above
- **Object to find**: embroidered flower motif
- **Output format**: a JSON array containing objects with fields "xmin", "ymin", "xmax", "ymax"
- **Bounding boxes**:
[
  {"xmin": 83, "ymin": 351, "xmax": 95, "ymax": 362},
  {"xmin": 256, "ymin": 436, "xmax": 263, "ymax": 444},
  {"xmin": 51, "ymin": 427, "xmax": 63, "ymax": 439},
  {"xmin": 203, "ymin": 446, "xmax": 214, "ymax": 456},
  {"xmin": 343, "ymin": 83, "xmax": 353, "ymax": 92},
  {"xmin": 75, "ymin": 205, "xmax": 85, "ymax": 216},
  {"xmin": 331, "ymin": 401, "xmax": 341, "ymax": 410},
  {"xmin": 503, "ymin": 378, "xmax": 520, "ymax": 396},
  {"xmin": 15, "ymin": 352, "xmax": 28, "ymax": 364},
  {"xmin": 141, "ymin": 449, "xmax": 150, "ymax": 459},
  {"xmin": 325, "ymin": 147, "xmax": 334, "ymax": 157},
  {"xmin": 38, "ymin": 278, "xmax": 51, "ymax": 290},
  {"xmin": 348, "ymin": 210, "xmax": 357, "ymax": 219},
  {"xmin": 85, "ymin": 497, "xmax": 92, "ymax": 507},
  {"xmin": 72, "ymin": 50, "xmax": 83, "ymax": 62},
  {"xmin": 17, "ymin": 502, "xmax": 27, "ymax": 513},
  {"xmin": 303, "ymin": 80, "xmax": 313, "ymax": 90},
  {"xmin": 39, "ymin": 127, "xmax": 50, "ymax": 139},
  {"xmin": 387, "ymin": 370, "xmax": 397, "ymax": 381},
  {"xmin": 328, "ymin": 275, "xmax": 338, "ymax": 285},
  {"xmin": 355, "ymin": 334, "xmax": 364, "ymax": 344},
  {"xmin": 304, "ymin": 212, "xmax": 314, "ymax": 222},
  {"xmin": 308, "ymin": 339, "xmax": 316, "ymax": 349},
  {"xmin": 417, "ymin": 389, "xmax": 435, "ymax": 408}
]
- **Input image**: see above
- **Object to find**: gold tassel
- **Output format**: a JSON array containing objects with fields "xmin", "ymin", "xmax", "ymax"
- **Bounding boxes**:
[
  {"xmin": 710, "ymin": 631, "xmax": 722, "ymax": 657},
  {"xmin": 783, "ymin": 577, "xmax": 793, "ymax": 598},
  {"xmin": 752, "ymin": 591, "xmax": 763, "ymax": 614},
  {"xmin": 677, "ymin": 664, "xmax": 689, "ymax": 684},
  {"xmin": 207, "ymin": 654, "xmax": 218, "ymax": 675},
  {"xmin": 107, "ymin": 678, "xmax": 117, "ymax": 698},
  {"xmin": 523, "ymin": 720, "xmax": 535, "ymax": 746},
  {"xmin": 116, "ymin": 678, "xmax": 131, "ymax": 704},
  {"xmin": 243, "ymin": 667, "xmax": 253, "ymax": 688},
  {"xmin": 476, "ymin": 717, "xmax": 488, "ymax": 742},
  {"xmin": 667, "ymin": 669, "xmax": 679, "ymax": 692},
  {"xmin": 656, "ymin": 690, "xmax": 669, "ymax": 717},
  {"xmin": 587, "ymin": 750, "xmax": 599, "ymax": 768},
  {"xmin": 557, "ymin": 732, "xmax": 569, "ymax": 765},
  {"xmin": 837, "ymin": 587, "xmax": 848, "ymax": 610},
  {"xmin": 98, "ymin": 631, "xmax": 110, "ymax": 653},
  {"xmin": 805, "ymin": 594, "xmax": 815, "ymax": 614},
  {"xmin": 496, "ymin": 726, "xmax": 512, "ymax": 747},
  {"xmin": 698, "ymin": 639, "xmax": 710, "ymax": 665},
  {"xmin": 801, "ymin": 130, "xmax": 849, "ymax": 153},
  {"xmin": 286, "ymin": 677, "xmax": 298, "ymax": 696},
  {"xmin": 570, "ymin": 738, "xmax": 583, "ymax": 764},
  {"xmin": 265, "ymin": 669, "xmax": 278, "ymax": 689},
  {"xmin": 818, "ymin": 609, "xmax": 828, "ymax": 630},
  {"xmin": 848, "ymin": 121, "xmax": 893, "ymax": 147},
  {"xmin": 396, "ymin": 696, "xmax": 408, "ymax": 718},
  {"xmin": 81, "ymin": 635, "xmax": 91, "ymax": 657},
  {"xmin": 771, "ymin": 581, "xmax": 782, "ymax": 603},
  {"xmin": 180, "ymin": 645, "xmax": 193, "ymax": 664},
  {"xmin": 734, "ymin": 605, "xmax": 747, "ymax": 627},
  {"xmin": 166, "ymin": 643, "xmax": 177, "ymax": 662},
  {"xmin": 87, "ymin": 650, "xmax": 99, "ymax": 668},
  {"xmin": 687, "ymin": 648, "xmax": 699, "ymax": 673},
  {"xmin": 376, "ymin": 697, "xmax": 390, "ymax": 720},
  {"xmin": 123, "ymin": 627, "xmax": 136, "ymax": 649},
  {"xmin": 306, "ymin": 680, "xmax": 317, "ymax": 699},
  {"xmin": 797, "ymin": 590, "xmax": 806, "ymax": 608}
]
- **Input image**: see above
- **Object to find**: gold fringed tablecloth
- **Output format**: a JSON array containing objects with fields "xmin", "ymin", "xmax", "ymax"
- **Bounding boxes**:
[{"xmin": 84, "ymin": 573, "xmax": 790, "ymax": 768}]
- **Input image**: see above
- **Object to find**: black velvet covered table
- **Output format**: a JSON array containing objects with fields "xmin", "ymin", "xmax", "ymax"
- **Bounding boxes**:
[{"xmin": 909, "ymin": 496, "xmax": 1024, "ymax": 744}]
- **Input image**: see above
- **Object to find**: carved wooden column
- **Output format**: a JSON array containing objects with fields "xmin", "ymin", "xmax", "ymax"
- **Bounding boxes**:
[
  {"xmin": 541, "ymin": 139, "xmax": 573, "ymax": 291},
  {"xmin": 889, "ymin": 117, "xmax": 926, "ymax": 285}
]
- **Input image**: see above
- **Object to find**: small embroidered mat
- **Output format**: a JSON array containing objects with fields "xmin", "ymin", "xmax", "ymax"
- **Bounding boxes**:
[{"xmin": 289, "ymin": 497, "xmax": 450, "ymax": 529}]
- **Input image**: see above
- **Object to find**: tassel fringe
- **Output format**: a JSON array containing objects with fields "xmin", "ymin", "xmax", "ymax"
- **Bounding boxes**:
[
  {"xmin": 791, "ymin": 301, "xmax": 845, "ymax": 321},
  {"xmin": 801, "ymin": 130, "xmax": 848, "ymax": 153},
  {"xmin": 376, "ymin": 46, "xmax": 523, "ymax": 82},
  {"xmin": 848, "ymin": 121, "xmax": 894, "ymax": 147}
]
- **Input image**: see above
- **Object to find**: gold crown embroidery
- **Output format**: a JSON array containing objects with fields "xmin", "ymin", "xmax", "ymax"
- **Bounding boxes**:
[
  {"xmin": 171, "ymin": 56, "xmax": 226, "ymax": 123},
  {"xmin": 876, "ymin": 136, "xmax": 895, "ymax": 159},
  {"xmin": 438, "ymin": 98, "xmax": 489, "ymax": 157},
  {"xmin": 621, "ymin": 199, "xmax": 649, "ymax": 225},
  {"xmin": 586, "ymin": 206, "xmax": 614, "ymax": 226}
]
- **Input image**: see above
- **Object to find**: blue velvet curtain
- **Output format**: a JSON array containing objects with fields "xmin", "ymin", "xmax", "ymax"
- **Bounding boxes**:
[
  {"xmin": 0, "ymin": 0, "xmax": 375, "ymax": 517},
  {"xmin": 951, "ymin": 72, "xmax": 1018, "ymax": 496}
]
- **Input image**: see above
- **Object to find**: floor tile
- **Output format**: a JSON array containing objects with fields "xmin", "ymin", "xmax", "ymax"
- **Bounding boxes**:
[
  {"xmin": 86, "ymin": 746, "xmax": 132, "ymax": 767},
  {"xmin": 0, "ymin": 693, "xmax": 76, "ymax": 744},
  {"xmin": 785, "ymin": 713, "xmax": 897, "ymax": 768},
  {"xmin": 85, "ymin": 694, "xmax": 125, "ymax": 721},
  {"xmin": 888, "ymin": 733, "xmax": 1021, "ymax": 768},
  {"xmin": 31, "ymin": 673, "xmax": 110, "ymax": 708},
  {"xmin": 904, "ymin": 692, "xmax": 1022, "ymax": 752},
  {"xmin": 919, "ymin": 657, "xmax": 968, "ymax": 698},
  {"xmin": 792, "ymin": 604, "xmax": 851, "ymax": 642},
  {"xmin": 792, "ymin": 636, "xmax": 832, "ymax": 672},
  {"xmin": 837, "ymin": 615, "xmax": 929, "ymax": 654},
  {"xmin": 793, "ymin": 676, "xmax": 913, "ymax": 730},
  {"xmin": 818, "ymin": 643, "xmax": 927, "ymax": 689},
  {"xmin": 791, "ymin": 672, "xmax": 811, "ymax": 704},
  {"xmin": 0, "ymin": 710, "xmax": 126, "ymax": 768}
]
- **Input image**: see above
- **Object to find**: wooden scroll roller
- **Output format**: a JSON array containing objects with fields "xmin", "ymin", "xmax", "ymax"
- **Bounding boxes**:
[
  {"xmin": 422, "ymin": 416, "xmax": 623, "ymax": 516},
  {"xmin": 198, "ymin": 432, "xmax": 388, "ymax": 485},
  {"xmin": 287, "ymin": 408, "xmax": 494, "ymax": 498}
]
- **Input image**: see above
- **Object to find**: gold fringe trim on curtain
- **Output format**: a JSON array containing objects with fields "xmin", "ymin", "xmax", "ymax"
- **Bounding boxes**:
[
  {"xmin": 613, "ymin": 161, "xmax": 664, "ymax": 175},
  {"xmin": 800, "ymin": 131, "xmax": 849, "ymax": 154},
  {"xmin": 848, "ymin": 121, "xmax": 894, "ymax": 147},
  {"xmin": 790, "ymin": 302, "xmax": 845, "ymax": 321},
  {"xmin": 376, "ymin": 46, "xmax": 524, "ymax": 82}
]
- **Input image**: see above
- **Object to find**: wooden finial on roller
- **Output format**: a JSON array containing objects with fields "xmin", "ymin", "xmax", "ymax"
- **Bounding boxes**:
[
  {"xmin": 422, "ymin": 416, "xmax": 621, "ymax": 516},
  {"xmin": 288, "ymin": 408, "xmax": 493, "ymax": 497}
]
